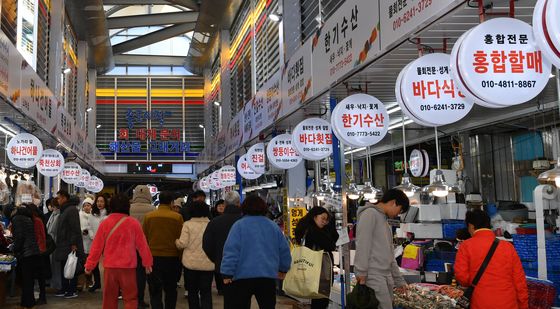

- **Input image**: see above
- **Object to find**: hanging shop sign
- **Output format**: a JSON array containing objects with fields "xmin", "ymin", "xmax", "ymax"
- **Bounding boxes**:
[
  {"xmin": 36, "ymin": 149, "xmax": 64, "ymax": 177},
  {"xmin": 281, "ymin": 40, "xmax": 313, "ymax": 119},
  {"xmin": 380, "ymin": 0, "xmax": 460, "ymax": 50},
  {"xmin": 75, "ymin": 169, "xmax": 91, "ymax": 188},
  {"xmin": 87, "ymin": 176, "xmax": 103, "ymax": 193},
  {"xmin": 312, "ymin": 0, "xmax": 381, "ymax": 94},
  {"xmin": 452, "ymin": 18, "xmax": 552, "ymax": 107},
  {"xmin": 109, "ymin": 109, "xmax": 190, "ymax": 154},
  {"xmin": 237, "ymin": 154, "xmax": 262, "ymax": 180},
  {"xmin": 199, "ymin": 177, "xmax": 210, "ymax": 193},
  {"xmin": 219, "ymin": 166, "xmax": 237, "ymax": 187},
  {"xmin": 61, "ymin": 162, "xmax": 81, "ymax": 184},
  {"xmin": 400, "ymin": 53, "xmax": 473, "ymax": 126},
  {"xmin": 253, "ymin": 72, "xmax": 282, "ymax": 136},
  {"xmin": 147, "ymin": 184, "xmax": 158, "ymax": 197},
  {"xmin": 16, "ymin": 0, "xmax": 38, "ymax": 70},
  {"xmin": 409, "ymin": 149, "xmax": 429, "ymax": 178},
  {"xmin": 7, "ymin": 133, "xmax": 43, "ymax": 169},
  {"xmin": 227, "ymin": 113, "xmax": 243, "ymax": 154},
  {"xmin": 288, "ymin": 207, "xmax": 307, "ymax": 239},
  {"xmin": 242, "ymin": 100, "xmax": 254, "ymax": 144},
  {"xmin": 266, "ymin": 134, "xmax": 303, "ymax": 170},
  {"xmin": 247, "ymin": 143, "xmax": 266, "ymax": 174},
  {"xmin": 396, "ymin": 62, "xmax": 439, "ymax": 126},
  {"xmin": 209, "ymin": 171, "xmax": 222, "ymax": 190},
  {"xmin": 532, "ymin": 0, "xmax": 560, "ymax": 68},
  {"xmin": 0, "ymin": 31, "xmax": 9, "ymax": 98},
  {"xmin": 292, "ymin": 118, "xmax": 333, "ymax": 161},
  {"xmin": 331, "ymin": 94, "xmax": 389, "ymax": 147}
]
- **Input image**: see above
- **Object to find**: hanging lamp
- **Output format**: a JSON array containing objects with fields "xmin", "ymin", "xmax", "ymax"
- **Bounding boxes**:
[
  {"xmin": 538, "ymin": 158, "xmax": 560, "ymax": 187},
  {"xmin": 422, "ymin": 127, "xmax": 453, "ymax": 197},
  {"xmin": 362, "ymin": 146, "xmax": 380, "ymax": 201},
  {"xmin": 347, "ymin": 150, "xmax": 362, "ymax": 200},
  {"xmin": 394, "ymin": 116, "xmax": 420, "ymax": 197}
]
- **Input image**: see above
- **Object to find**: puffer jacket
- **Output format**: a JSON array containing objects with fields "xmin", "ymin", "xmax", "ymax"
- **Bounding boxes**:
[
  {"xmin": 176, "ymin": 217, "xmax": 214, "ymax": 271},
  {"xmin": 79, "ymin": 210, "xmax": 92, "ymax": 253},
  {"xmin": 54, "ymin": 197, "xmax": 84, "ymax": 261},
  {"xmin": 130, "ymin": 185, "xmax": 154, "ymax": 224},
  {"xmin": 11, "ymin": 207, "xmax": 40, "ymax": 258}
]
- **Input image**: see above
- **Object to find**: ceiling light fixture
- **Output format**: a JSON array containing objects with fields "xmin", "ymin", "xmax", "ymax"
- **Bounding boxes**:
[
  {"xmin": 63, "ymin": 68, "xmax": 71, "ymax": 74},
  {"xmin": 86, "ymin": 107, "xmax": 93, "ymax": 112},
  {"xmin": 0, "ymin": 125, "xmax": 16, "ymax": 137},
  {"xmin": 96, "ymin": 124, "xmax": 102, "ymax": 129},
  {"xmin": 199, "ymin": 124, "xmax": 205, "ymax": 129},
  {"xmin": 269, "ymin": 13, "xmax": 282, "ymax": 22},
  {"xmin": 213, "ymin": 101, "xmax": 221, "ymax": 107},
  {"xmin": 394, "ymin": 116, "xmax": 420, "ymax": 197},
  {"xmin": 538, "ymin": 158, "xmax": 560, "ymax": 187},
  {"xmin": 422, "ymin": 127, "xmax": 453, "ymax": 198}
]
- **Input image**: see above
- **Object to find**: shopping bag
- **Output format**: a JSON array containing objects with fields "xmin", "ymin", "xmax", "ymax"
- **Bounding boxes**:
[
  {"xmin": 282, "ymin": 245, "xmax": 332, "ymax": 299},
  {"xmin": 346, "ymin": 284, "xmax": 379, "ymax": 309},
  {"xmin": 64, "ymin": 251, "xmax": 78, "ymax": 279}
]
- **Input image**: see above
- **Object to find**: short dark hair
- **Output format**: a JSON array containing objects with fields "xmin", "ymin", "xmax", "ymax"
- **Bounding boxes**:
[
  {"xmin": 46, "ymin": 198, "xmax": 52, "ymax": 206},
  {"xmin": 57, "ymin": 190, "xmax": 70, "ymax": 200},
  {"xmin": 192, "ymin": 190, "xmax": 206, "ymax": 199},
  {"xmin": 379, "ymin": 189, "xmax": 410, "ymax": 214},
  {"xmin": 241, "ymin": 195, "xmax": 268, "ymax": 216},
  {"xmin": 110, "ymin": 194, "xmax": 131, "ymax": 215},
  {"xmin": 214, "ymin": 199, "xmax": 225, "ymax": 208},
  {"xmin": 190, "ymin": 201, "xmax": 210, "ymax": 218},
  {"xmin": 159, "ymin": 191, "xmax": 175, "ymax": 205},
  {"xmin": 465, "ymin": 209, "xmax": 491, "ymax": 230}
]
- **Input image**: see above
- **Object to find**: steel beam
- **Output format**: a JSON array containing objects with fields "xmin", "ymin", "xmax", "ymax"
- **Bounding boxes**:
[
  {"xmin": 114, "ymin": 54, "xmax": 186, "ymax": 66},
  {"xmin": 112, "ymin": 22, "xmax": 195, "ymax": 54},
  {"xmin": 103, "ymin": 0, "xmax": 199, "ymax": 10},
  {"xmin": 107, "ymin": 11, "xmax": 198, "ymax": 29}
]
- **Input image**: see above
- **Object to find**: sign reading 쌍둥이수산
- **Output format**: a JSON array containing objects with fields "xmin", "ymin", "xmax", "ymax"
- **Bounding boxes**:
[
  {"xmin": 219, "ymin": 166, "xmax": 236, "ymax": 187},
  {"xmin": 292, "ymin": 118, "xmax": 333, "ymax": 161},
  {"xmin": 281, "ymin": 40, "xmax": 313, "ymax": 119},
  {"xmin": 247, "ymin": 143, "xmax": 266, "ymax": 174},
  {"xmin": 289, "ymin": 207, "xmax": 307, "ymax": 239},
  {"xmin": 267, "ymin": 134, "xmax": 302, "ymax": 170},
  {"xmin": 312, "ymin": 0, "xmax": 380, "ymax": 95},
  {"xmin": 7, "ymin": 133, "xmax": 43, "ymax": 169},
  {"xmin": 36, "ymin": 149, "xmax": 65, "ymax": 177}
]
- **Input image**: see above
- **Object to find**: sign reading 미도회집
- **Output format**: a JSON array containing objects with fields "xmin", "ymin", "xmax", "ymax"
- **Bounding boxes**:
[
  {"xmin": 61, "ymin": 162, "xmax": 81, "ymax": 184},
  {"xmin": 247, "ymin": 143, "xmax": 266, "ymax": 174},
  {"xmin": 219, "ymin": 166, "xmax": 236, "ymax": 187},
  {"xmin": 281, "ymin": 41, "xmax": 313, "ymax": 119},
  {"xmin": 292, "ymin": 118, "xmax": 333, "ymax": 161},
  {"xmin": 266, "ymin": 134, "xmax": 302, "ymax": 170},
  {"xmin": 36, "ymin": 149, "xmax": 64, "ymax": 177},
  {"xmin": 289, "ymin": 207, "xmax": 307, "ymax": 239},
  {"xmin": 453, "ymin": 18, "xmax": 552, "ymax": 107},
  {"xmin": 400, "ymin": 53, "xmax": 473, "ymax": 126},
  {"xmin": 331, "ymin": 94, "xmax": 389, "ymax": 148},
  {"xmin": 312, "ymin": 0, "xmax": 380, "ymax": 94},
  {"xmin": 7, "ymin": 133, "xmax": 43, "ymax": 169},
  {"xmin": 237, "ymin": 154, "xmax": 261, "ymax": 180}
]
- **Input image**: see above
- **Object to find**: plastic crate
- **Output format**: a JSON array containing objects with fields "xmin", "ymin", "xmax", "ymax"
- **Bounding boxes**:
[
  {"xmin": 441, "ymin": 220, "xmax": 465, "ymax": 239},
  {"xmin": 527, "ymin": 277, "xmax": 557, "ymax": 309},
  {"xmin": 513, "ymin": 235, "xmax": 560, "ymax": 261},
  {"xmin": 425, "ymin": 259, "xmax": 447, "ymax": 272}
]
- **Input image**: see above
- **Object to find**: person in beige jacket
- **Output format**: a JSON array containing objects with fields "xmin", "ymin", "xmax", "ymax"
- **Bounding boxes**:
[
  {"xmin": 176, "ymin": 201, "xmax": 214, "ymax": 309},
  {"xmin": 129, "ymin": 185, "xmax": 155, "ymax": 308}
]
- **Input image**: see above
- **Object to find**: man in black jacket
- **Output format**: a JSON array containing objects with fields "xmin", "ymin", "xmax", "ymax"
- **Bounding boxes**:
[
  {"xmin": 202, "ymin": 191, "xmax": 242, "ymax": 296},
  {"xmin": 53, "ymin": 190, "xmax": 84, "ymax": 299}
]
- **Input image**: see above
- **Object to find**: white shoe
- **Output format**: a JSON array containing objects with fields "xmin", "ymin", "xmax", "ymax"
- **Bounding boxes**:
[{"xmin": 184, "ymin": 291, "xmax": 188, "ymax": 297}]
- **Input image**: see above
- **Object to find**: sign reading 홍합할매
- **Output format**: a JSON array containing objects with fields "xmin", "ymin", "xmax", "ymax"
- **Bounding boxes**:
[{"xmin": 108, "ymin": 109, "xmax": 190, "ymax": 154}]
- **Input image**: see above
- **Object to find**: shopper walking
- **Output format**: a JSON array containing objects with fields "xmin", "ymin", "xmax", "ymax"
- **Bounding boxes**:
[
  {"xmin": 181, "ymin": 190, "xmax": 207, "ymax": 221},
  {"xmin": 11, "ymin": 205, "xmax": 41, "ymax": 308},
  {"xmin": 85, "ymin": 194, "xmax": 153, "ymax": 309},
  {"xmin": 79, "ymin": 198, "xmax": 94, "ymax": 290},
  {"xmin": 88, "ymin": 194, "xmax": 109, "ymax": 292},
  {"xmin": 130, "ymin": 185, "xmax": 156, "ymax": 308},
  {"xmin": 354, "ymin": 189, "xmax": 410, "ymax": 309},
  {"xmin": 203, "ymin": 191, "xmax": 242, "ymax": 296},
  {"xmin": 143, "ymin": 191, "xmax": 183, "ymax": 309},
  {"xmin": 455, "ymin": 210, "xmax": 528, "ymax": 309},
  {"xmin": 221, "ymin": 195, "xmax": 292, "ymax": 309},
  {"xmin": 53, "ymin": 190, "xmax": 84, "ymax": 299},
  {"xmin": 46, "ymin": 198, "xmax": 62, "ymax": 291},
  {"xmin": 176, "ymin": 201, "xmax": 214, "ymax": 309},
  {"xmin": 26, "ymin": 203, "xmax": 49, "ymax": 305},
  {"xmin": 294, "ymin": 206, "xmax": 339, "ymax": 309}
]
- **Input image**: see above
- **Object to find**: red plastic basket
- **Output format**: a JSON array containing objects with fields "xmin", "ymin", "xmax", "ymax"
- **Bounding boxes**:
[{"xmin": 527, "ymin": 278, "xmax": 557, "ymax": 309}]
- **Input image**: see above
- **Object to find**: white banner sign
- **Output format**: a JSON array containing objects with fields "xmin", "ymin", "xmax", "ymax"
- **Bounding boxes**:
[
  {"xmin": 61, "ymin": 162, "xmax": 81, "ymax": 184},
  {"xmin": 7, "ymin": 133, "xmax": 43, "ymax": 169},
  {"xmin": 312, "ymin": 0, "xmax": 381, "ymax": 94},
  {"xmin": 331, "ymin": 94, "xmax": 389, "ymax": 147},
  {"xmin": 247, "ymin": 143, "xmax": 266, "ymax": 174},
  {"xmin": 54, "ymin": 102, "xmax": 76, "ymax": 148},
  {"xmin": 254, "ymin": 71, "xmax": 282, "ymax": 136},
  {"xmin": 219, "ymin": 166, "xmax": 237, "ymax": 187},
  {"xmin": 36, "ymin": 149, "xmax": 64, "ymax": 177},
  {"xmin": 227, "ymin": 113, "xmax": 243, "ymax": 154},
  {"xmin": 292, "ymin": 118, "xmax": 333, "ymax": 161},
  {"xmin": 266, "ymin": 134, "xmax": 302, "ymax": 169},
  {"xmin": 237, "ymin": 154, "xmax": 262, "ymax": 180},
  {"xmin": 281, "ymin": 40, "xmax": 313, "ymax": 119},
  {"xmin": 0, "ymin": 31, "xmax": 9, "ymax": 98},
  {"xmin": 242, "ymin": 100, "xmax": 254, "ymax": 144}
]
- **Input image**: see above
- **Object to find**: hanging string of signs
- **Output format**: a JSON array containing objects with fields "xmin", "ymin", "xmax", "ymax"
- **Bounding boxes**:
[
  {"xmin": 266, "ymin": 133, "xmax": 302, "ymax": 169},
  {"xmin": 292, "ymin": 118, "xmax": 333, "ymax": 161},
  {"xmin": 247, "ymin": 143, "xmax": 266, "ymax": 174},
  {"xmin": 331, "ymin": 94, "xmax": 389, "ymax": 147},
  {"xmin": 237, "ymin": 154, "xmax": 262, "ymax": 180}
]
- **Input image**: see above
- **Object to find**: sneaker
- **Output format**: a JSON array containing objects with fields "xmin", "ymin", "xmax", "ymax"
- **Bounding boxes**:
[
  {"xmin": 64, "ymin": 292, "xmax": 78, "ymax": 299},
  {"xmin": 184, "ymin": 291, "xmax": 188, "ymax": 298},
  {"xmin": 55, "ymin": 290, "xmax": 66, "ymax": 297}
]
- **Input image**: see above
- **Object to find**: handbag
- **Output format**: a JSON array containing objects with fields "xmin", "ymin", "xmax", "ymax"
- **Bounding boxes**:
[
  {"xmin": 456, "ymin": 238, "xmax": 500, "ymax": 309},
  {"xmin": 346, "ymin": 284, "xmax": 379, "ymax": 309}
]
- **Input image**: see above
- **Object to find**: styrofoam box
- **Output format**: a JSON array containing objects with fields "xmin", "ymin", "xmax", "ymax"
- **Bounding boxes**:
[
  {"xmin": 417, "ymin": 204, "xmax": 442, "ymax": 222},
  {"xmin": 400, "ymin": 223, "xmax": 443, "ymax": 239},
  {"xmin": 440, "ymin": 203, "xmax": 467, "ymax": 220}
]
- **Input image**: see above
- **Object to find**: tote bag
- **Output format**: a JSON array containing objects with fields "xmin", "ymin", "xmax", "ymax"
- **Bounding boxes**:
[{"xmin": 282, "ymin": 245, "xmax": 333, "ymax": 299}]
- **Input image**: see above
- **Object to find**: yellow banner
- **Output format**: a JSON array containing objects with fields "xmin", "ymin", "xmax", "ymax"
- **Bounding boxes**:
[{"xmin": 289, "ymin": 207, "xmax": 307, "ymax": 240}]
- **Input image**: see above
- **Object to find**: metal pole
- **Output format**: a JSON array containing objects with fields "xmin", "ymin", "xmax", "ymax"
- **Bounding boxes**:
[
  {"xmin": 314, "ymin": 161, "xmax": 321, "ymax": 193},
  {"xmin": 402, "ymin": 115, "xmax": 407, "ymax": 171},
  {"xmin": 435, "ymin": 127, "xmax": 441, "ymax": 170}
]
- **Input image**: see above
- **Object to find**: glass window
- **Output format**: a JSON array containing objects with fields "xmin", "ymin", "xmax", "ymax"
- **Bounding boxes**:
[
  {"xmin": 150, "ymin": 66, "xmax": 172, "ymax": 75},
  {"xmin": 172, "ymin": 66, "xmax": 193, "ymax": 76},
  {"xmin": 128, "ymin": 66, "xmax": 149, "ymax": 75},
  {"xmin": 106, "ymin": 66, "xmax": 127, "ymax": 75}
]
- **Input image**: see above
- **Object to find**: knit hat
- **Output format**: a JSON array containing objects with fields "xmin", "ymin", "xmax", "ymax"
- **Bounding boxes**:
[
  {"xmin": 82, "ymin": 197, "xmax": 94, "ymax": 208},
  {"xmin": 132, "ymin": 185, "xmax": 152, "ymax": 204}
]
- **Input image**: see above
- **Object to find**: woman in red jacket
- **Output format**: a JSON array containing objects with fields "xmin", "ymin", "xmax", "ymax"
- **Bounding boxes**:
[
  {"xmin": 85, "ymin": 194, "xmax": 153, "ymax": 309},
  {"xmin": 454, "ymin": 210, "xmax": 528, "ymax": 309}
]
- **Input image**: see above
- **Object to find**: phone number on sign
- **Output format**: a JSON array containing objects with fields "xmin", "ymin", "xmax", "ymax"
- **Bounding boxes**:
[
  {"xmin": 393, "ymin": 0, "xmax": 433, "ymax": 31},
  {"xmin": 346, "ymin": 131, "xmax": 381, "ymax": 137},
  {"xmin": 420, "ymin": 103, "xmax": 465, "ymax": 111},
  {"xmin": 481, "ymin": 80, "xmax": 537, "ymax": 88}
]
